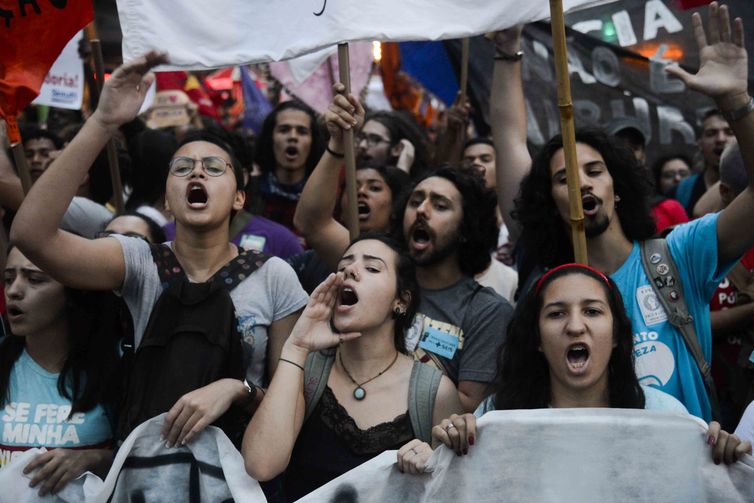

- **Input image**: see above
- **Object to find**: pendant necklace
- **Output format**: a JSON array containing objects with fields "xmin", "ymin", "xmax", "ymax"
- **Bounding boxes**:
[{"xmin": 338, "ymin": 350, "xmax": 399, "ymax": 400}]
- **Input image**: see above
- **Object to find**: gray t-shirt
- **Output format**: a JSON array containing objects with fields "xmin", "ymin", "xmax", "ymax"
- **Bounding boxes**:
[
  {"xmin": 405, "ymin": 276, "xmax": 513, "ymax": 384},
  {"xmin": 113, "ymin": 235, "xmax": 308, "ymax": 386}
]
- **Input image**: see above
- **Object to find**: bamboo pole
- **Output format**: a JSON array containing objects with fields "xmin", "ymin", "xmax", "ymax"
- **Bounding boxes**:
[
  {"xmin": 90, "ymin": 38, "xmax": 125, "ymax": 215},
  {"xmin": 459, "ymin": 38, "xmax": 470, "ymax": 104},
  {"xmin": 337, "ymin": 43, "xmax": 360, "ymax": 241},
  {"xmin": 549, "ymin": 0, "xmax": 587, "ymax": 264}
]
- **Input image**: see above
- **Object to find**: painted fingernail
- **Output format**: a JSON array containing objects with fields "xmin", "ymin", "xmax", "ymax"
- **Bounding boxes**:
[
  {"xmin": 469, "ymin": 436, "xmax": 475, "ymax": 446},
  {"xmin": 708, "ymin": 435, "xmax": 716, "ymax": 446}
]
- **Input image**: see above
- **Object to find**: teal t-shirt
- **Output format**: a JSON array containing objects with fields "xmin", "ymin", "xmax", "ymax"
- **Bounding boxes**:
[
  {"xmin": 611, "ymin": 213, "xmax": 732, "ymax": 421},
  {"xmin": 0, "ymin": 350, "xmax": 112, "ymax": 469}
]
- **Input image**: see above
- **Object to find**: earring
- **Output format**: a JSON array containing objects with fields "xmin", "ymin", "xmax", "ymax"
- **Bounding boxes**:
[
  {"xmin": 392, "ymin": 306, "xmax": 406, "ymax": 318},
  {"xmin": 615, "ymin": 194, "xmax": 621, "ymax": 202}
]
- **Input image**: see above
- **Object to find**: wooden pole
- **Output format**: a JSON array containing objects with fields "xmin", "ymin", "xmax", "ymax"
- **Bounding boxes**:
[
  {"xmin": 549, "ymin": 0, "xmax": 588, "ymax": 264},
  {"xmin": 90, "ymin": 38, "xmax": 125, "ymax": 215},
  {"xmin": 459, "ymin": 38, "xmax": 470, "ymax": 104},
  {"xmin": 337, "ymin": 43, "xmax": 360, "ymax": 241},
  {"xmin": 5, "ymin": 117, "xmax": 32, "ymax": 194}
]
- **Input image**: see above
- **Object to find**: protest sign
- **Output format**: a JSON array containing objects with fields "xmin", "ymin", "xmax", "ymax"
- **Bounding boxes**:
[
  {"xmin": 116, "ymin": 0, "xmax": 614, "ymax": 69},
  {"xmin": 301, "ymin": 409, "xmax": 754, "ymax": 502},
  {"xmin": 32, "ymin": 32, "xmax": 85, "ymax": 110},
  {"xmin": 0, "ymin": 0, "xmax": 93, "ymax": 127}
]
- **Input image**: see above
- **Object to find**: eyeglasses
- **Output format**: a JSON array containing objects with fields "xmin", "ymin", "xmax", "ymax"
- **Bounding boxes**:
[
  {"xmin": 95, "ymin": 230, "xmax": 150, "ymax": 243},
  {"xmin": 356, "ymin": 133, "xmax": 390, "ymax": 148},
  {"xmin": 168, "ymin": 156, "xmax": 230, "ymax": 177}
]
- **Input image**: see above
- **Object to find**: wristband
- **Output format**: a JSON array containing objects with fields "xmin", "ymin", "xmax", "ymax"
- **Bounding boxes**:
[
  {"xmin": 721, "ymin": 96, "xmax": 754, "ymax": 123},
  {"xmin": 279, "ymin": 357, "xmax": 305, "ymax": 371},
  {"xmin": 326, "ymin": 145, "xmax": 345, "ymax": 158},
  {"xmin": 494, "ymin": 49, "xmax": 524, "ymax": 62}
]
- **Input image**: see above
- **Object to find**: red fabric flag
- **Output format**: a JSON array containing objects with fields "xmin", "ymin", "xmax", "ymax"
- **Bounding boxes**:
[{"xmin": 0, "ymin": 0, "xmax": 93, "ymax": 142}]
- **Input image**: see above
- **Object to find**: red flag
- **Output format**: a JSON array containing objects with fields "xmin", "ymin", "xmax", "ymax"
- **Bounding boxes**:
[{"xmin": 0, "ymin": 0, "xmax": 93, "ymax": 142}]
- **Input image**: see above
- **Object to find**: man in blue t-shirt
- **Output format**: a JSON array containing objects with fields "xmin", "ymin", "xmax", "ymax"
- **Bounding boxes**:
[{"xmin": 491, "ymin": 9, "xmax": 754, "ymax": 421}]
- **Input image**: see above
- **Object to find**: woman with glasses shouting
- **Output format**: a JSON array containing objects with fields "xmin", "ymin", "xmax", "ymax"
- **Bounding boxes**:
[{"xmin": 11, "ymin": 52, "xmax": 307, "ymax": 446}]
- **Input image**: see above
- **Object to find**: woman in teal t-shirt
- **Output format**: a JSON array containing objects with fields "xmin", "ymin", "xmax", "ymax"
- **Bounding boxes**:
[{"xmin": 0, "ymin": 247, "xmax": 119, "ymax": 496}]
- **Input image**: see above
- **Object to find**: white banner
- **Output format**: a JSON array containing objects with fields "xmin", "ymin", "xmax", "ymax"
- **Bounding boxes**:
[
  {"xmin": 32, "ymin": 32, "xmax": 84, "ymax": 111},
  {"xmin": 300, "ymin": 409, "xmax": 754, "ymax": 503},
  {"xmin": 116, "ymin": 0, "xmax": 615, "ymax": 69}
]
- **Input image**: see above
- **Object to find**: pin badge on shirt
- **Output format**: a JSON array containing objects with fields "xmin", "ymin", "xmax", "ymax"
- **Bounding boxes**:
[
  {"xmin": 664, "ymin": 276, "xmax": 675, "ymax": 287},
  {"xmin": 669, "ymin": 290, "xmax": 680, "ymax": 302},
  {"xmin": 649, "ymin": 253, "xmax": 662, "ymax": 264},
  {"xmin": 656, "ymin": 263, "xmax": 669, "ymax": 275},
  {"xmin": 654, "ymin": 277, "xmax": 665, "ymax": 288}
]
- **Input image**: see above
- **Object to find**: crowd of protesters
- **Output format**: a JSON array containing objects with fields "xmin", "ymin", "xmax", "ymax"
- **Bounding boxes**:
[{"xmin": 1, "ymin": 2, "xmax": 753, "ymax": 500}]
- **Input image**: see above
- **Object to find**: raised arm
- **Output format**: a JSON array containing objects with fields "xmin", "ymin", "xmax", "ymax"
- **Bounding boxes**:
[
  {"xmin": 243, "ymin": 273, "xmax": 360, "ymax": 481},
  {"xmin": 490, "ymin": 26, "xmax": 530, "ymax": 243},
  {"xmin": 665, "ymin": 3, "xmax": 753, "ymax": 265},
  {"xmin": 293, "ymin": 84, "xmax": 365, "ymax": 270},
  {"xmin": 10, "ymin": 52, "xmax": 167, "ymax": 290}
]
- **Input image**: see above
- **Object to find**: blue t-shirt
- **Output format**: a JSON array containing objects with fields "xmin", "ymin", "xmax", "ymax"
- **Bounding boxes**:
[
  {"xmin": 611, "ymin": 213, "xmax": 732, "ymax": 421},
  {"xmin": 0, "ymin": 350, "xmax": 112, "ymax": 469}
]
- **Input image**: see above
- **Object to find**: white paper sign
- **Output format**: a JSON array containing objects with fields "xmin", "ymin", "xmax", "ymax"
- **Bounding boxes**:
[{"xmin": 32, "ymin": 32, "xmax": 84, "ymax": 111}]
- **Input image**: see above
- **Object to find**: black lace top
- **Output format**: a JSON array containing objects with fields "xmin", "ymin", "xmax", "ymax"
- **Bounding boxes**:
[{"xmin": 283, "ymin": 386, "xmax": 414, "ymax": 501}]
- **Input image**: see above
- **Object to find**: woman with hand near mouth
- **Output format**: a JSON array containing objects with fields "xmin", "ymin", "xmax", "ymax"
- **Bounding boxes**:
[
  {"xmin": 243, "ymin": 234, "xmax": 462, "ymax": 501},
  {"xmin": 10, "ymin": 52, "xmax": 307, "ymax": 446},
  {"xmin": 397, "ymin": 264, "xmax": 751, "ymax": 473},
  {"xmin": 0, "ymin": 247, "xmax": 118, "ymax": 496},
  {"xmin": 294, "ymin": 84, "xmax": 410, "ymax": 270}
]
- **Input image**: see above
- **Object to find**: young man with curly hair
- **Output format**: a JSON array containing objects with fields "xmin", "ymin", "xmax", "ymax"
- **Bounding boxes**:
[{"xmin": 492, "ymin": 4, "xmax": 754, "ymax": 421}]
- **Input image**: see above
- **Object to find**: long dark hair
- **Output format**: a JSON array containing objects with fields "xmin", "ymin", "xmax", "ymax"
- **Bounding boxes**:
[
  {"xmin": 365, "ymin": 110, "xmax": 429, "ymax": 178},
  {"xmin": 341, "ymin": 232, "xmax": 420, "ymax": 353},
  {"xmin": 0, "ymin": 254, "xmax": 120, "ymax": 415},
  {"xmin": 254, "ymin": 101, "xmax": 324, "ymax": 179},
  {"xmin": 515, "ymin": 129, "xmax": 656, "ymax": 272},
  {"xmin": 393, "ymin": 165, "xmax": 498, "ymax": 276},
  {"xmin": 494, "ymin": 265, "xmax": 644, "ymax": 410}
]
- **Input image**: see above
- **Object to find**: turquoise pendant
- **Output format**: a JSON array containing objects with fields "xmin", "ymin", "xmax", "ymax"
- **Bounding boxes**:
[{"xmin": 353, "ymin": 387, "xmax": 366, "ymax": 400}]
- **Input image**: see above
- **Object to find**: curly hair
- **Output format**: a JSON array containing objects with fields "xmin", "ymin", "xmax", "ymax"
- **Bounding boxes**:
[
  {"xmin": 393, "ymin": 165, "xmax": 498, "ymax": 276},
  {"xmin": 340, "ymin": 232, "xmax": 420, "ymax": 353},
  {"xmin": 254, "ymin": 101, "xmax": 324, "ymax": 179},
  {"xmin": 515, "ymin": 128, "xmax": 656, "ymax": 271},
  {"xmin": 494, "ymin": 265, "xmax": 644, "ymax": 410}
]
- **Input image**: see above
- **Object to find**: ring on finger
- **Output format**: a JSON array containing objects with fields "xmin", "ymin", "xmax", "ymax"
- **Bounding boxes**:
[
  {"xmin": 409, "ymin": 447, "xmax": 417, "ymax": 456},
  {"xmin": 445, "ymin": 423, "xmax": 457, "ymax": 432}
]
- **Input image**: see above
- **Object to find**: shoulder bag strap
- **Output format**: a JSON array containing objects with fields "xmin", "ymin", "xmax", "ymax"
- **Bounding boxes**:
[
  {"xmin": 303, "ymin": 350, "xmax": 336, "ymax": 422},
  {"xmin": 408, "ymin": 360, "xmax": 443, "ymax": 443},
  {"xmin": 640, "ymin": 238, "xmax": 721, "ymax": 420}
]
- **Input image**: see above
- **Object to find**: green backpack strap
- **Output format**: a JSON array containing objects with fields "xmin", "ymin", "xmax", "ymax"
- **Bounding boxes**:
[
  {"xmin": 303, "ymin": 349, "xmax": 336, "ymax": 422},
  {"xmin": 407, "ymin": 360, "xmax": 443, "ymax": 443},
  {"xmin": 639, "ymin": 238, "xmax": 721, "ymax": 420}
]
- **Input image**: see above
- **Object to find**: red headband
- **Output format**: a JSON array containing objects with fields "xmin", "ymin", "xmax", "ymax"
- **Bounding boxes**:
[{"xmin": 534, "ymin": 263, "xmax": 611, "ymax": 294}]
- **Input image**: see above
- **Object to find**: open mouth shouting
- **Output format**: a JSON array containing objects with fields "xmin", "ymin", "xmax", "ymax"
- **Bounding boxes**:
[
  {"xmin": 409, "ymin": 224, "xmax": 433, "ymax": 253},
  {"xmin": 336, "ymin": 285, "xmax": 359, "ymax": 313},
  {"xmin": 186, "ymin": 182, "xmax": 208, "ymax": 209},
  {"xmin": 357, "ymin": 201, "xmax": 371, "ymax": 221},
  {"xmin": 566, "ymin": 343, "xmax": 590, "ymax": 375},
  {"xmin": 581, "ymin": 194, "xmax": 600, "ymax": 216},
  {"xmin": 284, "ymin": 145, "xmax": 300, "ymax": 163}
]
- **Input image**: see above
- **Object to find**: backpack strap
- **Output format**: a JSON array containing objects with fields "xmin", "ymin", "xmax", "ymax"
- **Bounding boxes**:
[
  {"xmin": 639, "ymin": 238, "xmax": 721, "ymax": 420},
  {"xmin": 210, "ymin": 248, "xmax": 271, "ymax": 292},
  {"xmin": 408, "ymin": 360, "xmax": 442, "ymax": 443},
  {"xmin": 229, "ymin": 209, "xmax": 255, "ymax": 242},
  {"xmin": 149, "ymin": 243, "xmax": 271, "ymax": 292},
  {"xmin": 303, "ymin": 350, "xmax": 336, "ymax": 422}
]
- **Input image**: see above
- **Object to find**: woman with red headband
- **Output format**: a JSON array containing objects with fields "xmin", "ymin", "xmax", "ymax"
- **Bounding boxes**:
[{"xmin": 397, "ymin": 264, "xmax": 751, "ymax": 472}]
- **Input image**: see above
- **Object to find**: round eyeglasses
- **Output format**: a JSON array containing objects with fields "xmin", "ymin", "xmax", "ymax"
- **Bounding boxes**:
[{"xmin": 168, "ymin": 156, "xmax": 231, "ymax": 177}]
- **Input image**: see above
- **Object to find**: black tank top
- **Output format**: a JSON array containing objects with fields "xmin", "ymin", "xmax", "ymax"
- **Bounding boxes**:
[{"xmin": 283, "ymin": 386, "xmax": 415, "ymax": 501}]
